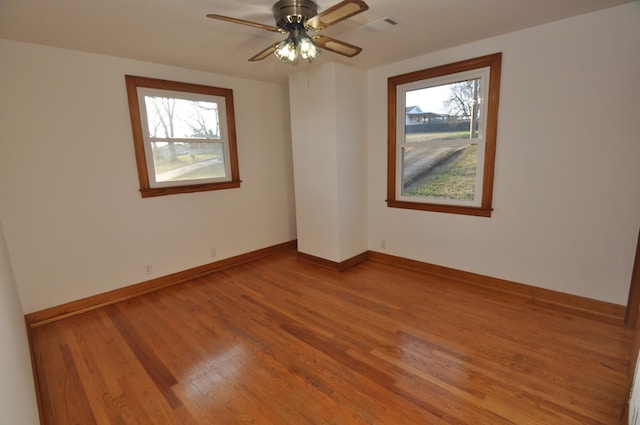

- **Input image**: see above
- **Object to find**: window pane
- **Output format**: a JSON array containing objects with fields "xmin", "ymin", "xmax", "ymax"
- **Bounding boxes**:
[
  {"xmin": 144, "ymin": 96, "xmax": 220, "ymax": 139},
  {"xmin": 402, "ymin": 144, "xmax": 478, "ymax": 201},
  {"xmin": 151, "ymin": 141, "xmax": 226, "ymax": 183},
  {"xmin": 405, "ymin": 78, "xmax": 481, "ymax": 142}
]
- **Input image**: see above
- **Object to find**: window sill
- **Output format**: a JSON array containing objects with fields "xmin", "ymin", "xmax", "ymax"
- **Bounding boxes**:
[
  {"xmin": 140, "ymin": 180, "xmax": 242, "ymax": 198},
  {"xmin": 386, "ymin": 199, "xmax": 492, "ymax": 217}
]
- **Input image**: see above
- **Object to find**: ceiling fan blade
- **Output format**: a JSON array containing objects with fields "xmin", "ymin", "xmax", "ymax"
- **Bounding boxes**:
[
  {"xmin": 206, "ymin": 14, "xmax": 281, "ymax": 33},
  {"xmin": 313, "ymin": 35, "xmax": 362, "ymax": 57},
  {"xmin": 306, "ymin": 0, "xmax": 369, "ymax": 31},
  {"xmin": 248, "ymin": 42, "xmax": 280, "ymax": 62}
]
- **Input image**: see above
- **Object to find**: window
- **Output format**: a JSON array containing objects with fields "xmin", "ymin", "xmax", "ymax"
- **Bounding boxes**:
[
  {"xmin": 387, "ymin": 53, "xmax": 501, "ymax": 216},
  {"xmin": 125, "ymin": 75, "xmax": 241, "ymax": 197}
]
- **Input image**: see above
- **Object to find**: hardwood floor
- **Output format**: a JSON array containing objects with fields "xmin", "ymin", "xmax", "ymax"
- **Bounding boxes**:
[{"xmin": 30, "ymin": 250, "xmax": 632, "ymax": 424}]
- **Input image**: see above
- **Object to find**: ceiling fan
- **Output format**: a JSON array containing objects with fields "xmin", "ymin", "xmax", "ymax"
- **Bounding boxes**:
[{"xmin": 207, "ymin": 0, "xmax": 369, "ymax": 64}]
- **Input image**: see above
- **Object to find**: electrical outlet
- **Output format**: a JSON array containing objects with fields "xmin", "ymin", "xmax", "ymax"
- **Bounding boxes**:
[
  {"xmin": 144, "ymin": 264, "xmax": 153, "ymax": 275},
  {"xmin": 381, "ymin": 240, "xmax": 387, "ymax": 249},
  {"xmin": 210, "ymin": 248, "xmax": 217, "ymax": 258}
]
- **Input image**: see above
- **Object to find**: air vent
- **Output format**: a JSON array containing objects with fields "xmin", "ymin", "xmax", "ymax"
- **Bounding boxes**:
[{"xmin": 363, "ymin": 17, "xmax": 397, "ymax": 32}]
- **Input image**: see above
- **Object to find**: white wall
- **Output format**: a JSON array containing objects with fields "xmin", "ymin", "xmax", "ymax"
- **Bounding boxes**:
[
  {"xmin": 367, "ymin": 3, "xmax": 640, "ymax": 305},
  {"xmin": 335, "ymin": 64, "xmax": 368, "ymax": 261},
  {"xmin": 0, "ymin": 219, "xmax": 40, "ymax": 424},
  {"xmin": 0, "ymin": 39, "xmax": 296, "ymax": 313},
  {"xmin": 289, "ymin": 63, "xmax": 368, "ymax": 262},
  {"xmin": 290, "ymin": 65, "xmax": 341, "ymax": 260}
]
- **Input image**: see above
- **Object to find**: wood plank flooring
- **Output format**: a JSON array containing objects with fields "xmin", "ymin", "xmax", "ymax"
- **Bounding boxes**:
[{"xmin": 30, "ymin": 250, "xmax": 632, "ymax": 424}]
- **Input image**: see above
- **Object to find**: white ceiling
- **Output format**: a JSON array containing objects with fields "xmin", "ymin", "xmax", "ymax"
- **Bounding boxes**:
[{"xmin": 0, "ymin": 0, "xmax": 633, "ymax": 84}]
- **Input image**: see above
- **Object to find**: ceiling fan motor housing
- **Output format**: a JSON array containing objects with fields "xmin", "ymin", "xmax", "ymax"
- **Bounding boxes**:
[{"xmin": 272, "ymin": 0, "xmax": 318, "ymax": 30}]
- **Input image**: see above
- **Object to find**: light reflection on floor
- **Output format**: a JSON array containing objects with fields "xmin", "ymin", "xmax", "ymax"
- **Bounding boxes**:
[{"xmin": 178, "ymin": 343, "xmax": 249, "ymax": 405}]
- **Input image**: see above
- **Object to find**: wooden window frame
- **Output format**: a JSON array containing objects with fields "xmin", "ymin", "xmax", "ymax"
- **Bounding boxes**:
[
  {"xmin": 387, "ymin": 53, "xmax": 502, "ymax": 217},
  {"xmin": 125, "ymin": 75, "xmax": 241, "ymax": 198}
]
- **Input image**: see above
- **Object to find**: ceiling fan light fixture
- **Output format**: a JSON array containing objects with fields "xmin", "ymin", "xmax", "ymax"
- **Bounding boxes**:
[
  {"xmin": 299, "ymin": 36, "xmax": 317, "ymax": 59},
  {"xmin": 207, "ymin": 0, "xmax": 368, "ymax": 64},
  {"xmin": 275, "ymin": 39, "xmax": 297, "ymax": 63},
  {"xmin": 274, "ymin": 26, "xmax": 318, "ymax": 65}
]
